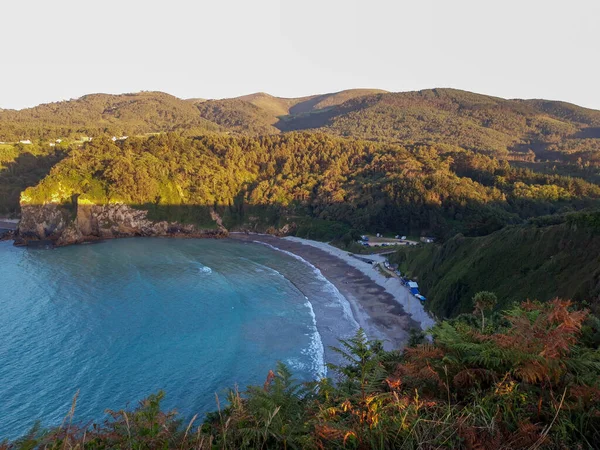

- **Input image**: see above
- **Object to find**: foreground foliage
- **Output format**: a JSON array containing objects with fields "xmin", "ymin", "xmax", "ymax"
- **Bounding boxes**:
[{"xmin": 4, "ymin": 299, "xmax": 599, "ymax": 449}]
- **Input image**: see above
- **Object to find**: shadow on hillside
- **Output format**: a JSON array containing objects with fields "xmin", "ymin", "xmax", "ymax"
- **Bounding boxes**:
[
  {"xmin": 274, "ymin": 109, "xmax": 336, "ymax": 132},
  {"xmin": 288, "ymin": 94, "xmax": 330, "ymax": 115},
  {"xmin": 575, "ymin": 127, "xmax": 600, "ymax": 139},
  {"xmin": 0, "ymin": 151, "xmax": 66, "ymax": 215}
]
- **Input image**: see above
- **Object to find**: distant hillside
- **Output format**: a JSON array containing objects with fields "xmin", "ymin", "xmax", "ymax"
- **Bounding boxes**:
[
  {"xmin": 0, "ymin": 92, "xmax": 221, "ymax": 141},
  {"xmin": 16, "ymin": 131, "xmax": 600, "ymax": 245},
  {"xmin": 1, "ymin": 88, "xmax": 599, "ymax": 167},
  {"xmin": 195, "ymin": 98, "xmax": 280, "ymax": 135},
  {"xmin": 391, "ymin": 212, "xmax": 600, "ymax": 318},
  {"xmin": 196, "ymin": 89, "xmax": 388, "ymax": 135},
  {"xmin": 237, "ymin": 89, "xmax": 388, "ymax": 116},
  {"xmin": 279, "ymin": 89, "xmax": 600, "ymax": 158}
]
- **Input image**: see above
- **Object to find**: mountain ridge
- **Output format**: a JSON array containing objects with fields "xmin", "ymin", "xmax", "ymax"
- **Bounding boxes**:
[{"xmin": 2, "ymin": 88, "xmax": 599, "ymax": 163}]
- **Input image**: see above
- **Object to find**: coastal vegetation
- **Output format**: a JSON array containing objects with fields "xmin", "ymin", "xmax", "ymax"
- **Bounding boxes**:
[
  {"xmin": 389, "ymin": 211, "xmax": 600, "ymax": 319},
  {"xmin": 18, "ymin": 132, "xmax": 600, "ymax": 239},
  {"xmin": 0, "ymin": 142, "xmax": 66, "ymax": 216},
  {"xmin": 3, "ymin": 298, "xmax": 599, "ymax": 449}
]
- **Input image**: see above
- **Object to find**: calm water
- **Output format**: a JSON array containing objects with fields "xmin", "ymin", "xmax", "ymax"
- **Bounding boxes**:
[{"xmin": 0, "ymin": 238, "xmax": 357, "ymax": 439}]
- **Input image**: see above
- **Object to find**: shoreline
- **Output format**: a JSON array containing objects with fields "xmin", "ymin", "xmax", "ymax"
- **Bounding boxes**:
[
  {"xmin": 231, "ymin": 233, "xmax": 432, "ymax": 351},
  {"xmin": 4, "ymin": 230, "xmax": 434, "ymax": 368},
  {"xmin": 284, "ymin": 237, "xmax": 436, "ymax": 331}
]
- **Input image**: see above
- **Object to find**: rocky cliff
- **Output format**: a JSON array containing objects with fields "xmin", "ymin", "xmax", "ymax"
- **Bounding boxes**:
[{"xmin": 16, "ymin": 200, "xmax": 227, "ymax": 246}]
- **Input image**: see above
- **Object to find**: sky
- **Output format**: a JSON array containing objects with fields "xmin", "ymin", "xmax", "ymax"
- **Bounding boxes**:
[{"xmin": 2, "ymin": 0, "xmax": 599, "ymax": 110}]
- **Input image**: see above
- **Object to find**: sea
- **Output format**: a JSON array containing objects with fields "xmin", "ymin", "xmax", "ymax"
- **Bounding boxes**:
[{"xmin": 0, "ymin": 237, "xmax": 358, "ymax": 439}]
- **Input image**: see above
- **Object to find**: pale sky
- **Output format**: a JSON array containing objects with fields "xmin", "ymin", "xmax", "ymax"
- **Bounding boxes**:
[{"xmin": 1, "ymin": 0, "xmax": 599, "ymax": 110}]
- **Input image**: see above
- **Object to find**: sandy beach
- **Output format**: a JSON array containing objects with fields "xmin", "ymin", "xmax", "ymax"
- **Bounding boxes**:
[{"xmin": 231, "ymin": 233, "xmax": 435, "ymax": 350}]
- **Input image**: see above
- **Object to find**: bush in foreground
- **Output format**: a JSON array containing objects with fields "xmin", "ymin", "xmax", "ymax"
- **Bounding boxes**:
[{"xmin": 3, "ymin": 299, "xmax": 600, "ymax": 449}]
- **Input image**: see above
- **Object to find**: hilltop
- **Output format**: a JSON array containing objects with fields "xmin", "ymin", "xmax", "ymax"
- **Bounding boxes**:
[
  {"xmin": 0, "ymin": 91, "xmax": 222, "ymax": 141},
  {"xmin": 195, "ymin": 89, "xmax": 389, "ymax": 135},
  {"xmin": 2, "ymin": 87, "xmax": 599, "ymax": 165}
]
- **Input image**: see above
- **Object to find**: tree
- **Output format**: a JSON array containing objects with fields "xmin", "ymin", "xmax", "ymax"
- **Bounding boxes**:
[{"xmin": 473, "ymin": 291, "xmax": 497, "ymax": 331}]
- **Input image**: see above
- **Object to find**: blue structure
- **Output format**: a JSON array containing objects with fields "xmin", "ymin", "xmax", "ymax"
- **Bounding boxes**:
[{"xmin": 407, "ymin": 281, "xmax": 419, "ymax": 295}]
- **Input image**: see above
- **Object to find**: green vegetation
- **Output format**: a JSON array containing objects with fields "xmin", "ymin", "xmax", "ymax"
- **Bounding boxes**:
[
  {"xmin": 390, "ymin": 214, "xmax": 600, "ymax": 318},
  {"xmin": 0, "ymin": 142, "xmax": 66, "ymax": 215},
  {"xmin": 278, "ymin": 89, "xmax": 600, "ymax": 157},
  {"xmin": 5, "ymin": 299, "xmax": 599, "ymax": 449},
  {"xmin": 0, "ymin": 91, "xmax": 221, "ymax": 141},
  {"xmin": 4, "ymin": 89, "xmax": 600, "ymax": 168},
  {"xmin": 19, "ymin": 133, "xmax": 600, "ymax": 238}
]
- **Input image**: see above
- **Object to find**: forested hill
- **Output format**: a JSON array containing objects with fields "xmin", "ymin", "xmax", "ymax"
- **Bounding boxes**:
[
  {"xmin": 0, "ymin": 92, "xmax": 222, "ymax": 141},
  {"xmin": 390, "ymin": 211, "xmax": 600, "ymax": 318},
  {"xmin": 278, "ymin": 89, "xmax": 600, "ymax": 158},
  {"xmin": 17, "ymin": 133, "xmax": 600, "ymax": 238},
  {"xmin": 3, "ymin": 88, "xmax": 600, "ymax": 166}
]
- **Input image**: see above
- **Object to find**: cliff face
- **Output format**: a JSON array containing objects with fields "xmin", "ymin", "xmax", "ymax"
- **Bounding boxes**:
[{"xmin": 16, "ymin": 201, "xmax": 227, "ymax": 246}]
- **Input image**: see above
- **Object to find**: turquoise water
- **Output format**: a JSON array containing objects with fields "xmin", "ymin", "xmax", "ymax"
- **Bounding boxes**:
[{"xmin": 0, "ymin": 238, "xmax": 357, "ymax": 439}]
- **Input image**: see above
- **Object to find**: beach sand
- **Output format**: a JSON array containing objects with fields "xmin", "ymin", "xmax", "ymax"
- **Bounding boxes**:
[{"xmin": 231, "ymin": 233, "xmax": 435, "ymax": 351}]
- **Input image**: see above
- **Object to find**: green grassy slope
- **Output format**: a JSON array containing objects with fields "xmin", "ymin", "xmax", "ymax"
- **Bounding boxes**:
[{"xmin": 391, "ymin": 214, "xmax": 600, "ymax": 318}]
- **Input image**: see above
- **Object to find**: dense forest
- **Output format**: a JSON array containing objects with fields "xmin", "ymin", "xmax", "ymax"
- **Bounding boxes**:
[
  {"xmin": 2, "ymin": 89, "xmax": 600, "ymax": 164},
  {"xmin": 0, "ymin": 92, "xmax": 221, "ymax": 141},
  {"xmin": 4, "ymin": 299, "xmax": 600, "ymax": 449},
  {"xmin": 17, "ymin": 133, "xmax": 600, "ymax": 239},
  {"xmin": 0, "ymin": 142, "xmax": 66, "ymax": 216}
]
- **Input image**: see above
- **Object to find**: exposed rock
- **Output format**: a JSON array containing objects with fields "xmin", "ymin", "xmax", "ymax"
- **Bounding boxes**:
[
  {"xmin": 265, "ymin": 222, "xmax": 297, "ymax": 237},
  {"xmin": 0, "ymin": 229, "xmax": 15, "ymax": 241},
  {"xmin": 16, "ymin": 201, "xmax": 228, "ymax": 247}
]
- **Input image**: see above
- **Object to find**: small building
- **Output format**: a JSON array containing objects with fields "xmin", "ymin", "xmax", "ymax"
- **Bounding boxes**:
[
  {"xmin": 407, "ymin": 281, "xmax": 419, "ymax": 295},
  {"xmin": 420, "ymin": 237, "xmax": 435, "ymax": 244},
  {"xmin": 49, "ymin": 143, "xmax": 56, "ymax": 147},
  {"xmin": 19, "ymin": 140, "xmax": 32, "ymax": 145},
  {"xmin": 415, "ymin": 294, "xmax": 426, "ymax": 302}
]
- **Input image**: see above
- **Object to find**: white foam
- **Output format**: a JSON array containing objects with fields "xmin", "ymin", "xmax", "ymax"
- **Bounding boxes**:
[
  {"xmin": 199, "ymin": 266, "xmax": 212, "ymax": 274},
  {"xmin": 253, "ymin": 241, "xmax": 359, "ymax": 328},
  {"xmin": 284, "ymin": 236, "xmax": 437, "ymax": 330},
  {"xmin": 240, "ymin": 257, "xmax": 286, "ymax": 279},
  {"xmin": 252, "ymin": 240, "xmax": 367, "ymax": 379},
  {"xmin": 254, "ymin": 259, "xmax": 327, "ymax": 377},
  {"xmin": 301, "ymin": 296, "xmax": 327, "ymax": 379}
]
